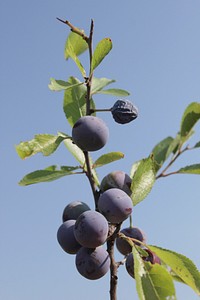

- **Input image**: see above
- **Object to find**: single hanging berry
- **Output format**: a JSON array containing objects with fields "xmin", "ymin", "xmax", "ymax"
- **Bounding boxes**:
[{"xmin": 111, "ymin": 99, "xmax": 138, "ymax": 124}]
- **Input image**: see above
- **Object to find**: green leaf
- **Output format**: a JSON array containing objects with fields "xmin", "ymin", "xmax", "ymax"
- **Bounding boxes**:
[
  {"xmin": 15, "ymin": 133, "xmax": 68, "ymax": 159},
  {"xmin": 149, "ymin": 245, "xmax": 200, "ymax": 295},
  {"xmin": 64, "ymin": 138, "xmax": 85, "ymax": 165},
  {"xmin": 166, "ymin": 133, "xmax": 182, "ymax": 155},
  {"xmin": 65, "ymin": 39, "xmax": 86, "ymax": 77},
  {"xmin": 91, "ymin": 38, "xmax": 112, "ymax": 71},
  {"xmin": 92, "ymin": 152, "xmax": 124, "ymax": 168},
  {"xmin": 133, "ymin": 247, "xmax": 176, "ymax": 300},
  {"xmin": 48, "ymin": 78, "xmax": 84, "ymax": 91},
  {"xmin": 91, "ymin": 77, "xmax": 115, "ymax": 95},
  {"xmin": 180, "ymin": 102, "xmax": 200, "ymax": 137},
  {"xmin": 177, "ymin": 164, "xmax": 200, "ymax": 174},
  {"xmin": 97, "ymin": 88, "xmax": 130, "ymax": 97},
  {"xmin": 130, "ymin": 156, "xmax": 156, "ymax": 206},
  {"xmin": 19, "ymin": 165, "xmax": 80, "ymax": 186},
  {"xmin": 130, "ymin": 160, "xmax": 141, "ymax": 178},
  {"xmin": 63, "ymin": 139, "xmax": 100, "ymax": 186},
  {"xmin": 63, "ymin": 77, "xmax": 87, "ymax": 127},
  {"xmin": 152, "ymin": 137, "xmax": 174, "ymax": 171},
  {"xmin": 65, "ymin": 31, "xmax": 88, "ymax": 59},
  {"xmin": 63, "ymin": 139, "xmax": 100, "ymax": 187},
  {"xmin": 194, "ymin": 141, "xmax": 200, "ymax": 148}
]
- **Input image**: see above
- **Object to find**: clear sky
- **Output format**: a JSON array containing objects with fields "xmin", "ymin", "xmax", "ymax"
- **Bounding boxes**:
[{"xmin": 1, "ymin": 1, "xmax": 200, "ymax": 299}]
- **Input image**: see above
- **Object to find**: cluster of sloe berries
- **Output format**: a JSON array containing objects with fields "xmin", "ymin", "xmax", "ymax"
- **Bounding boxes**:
[{"xmin": 57, "ymin": 99, "xmax": 160, "ymax": 280}]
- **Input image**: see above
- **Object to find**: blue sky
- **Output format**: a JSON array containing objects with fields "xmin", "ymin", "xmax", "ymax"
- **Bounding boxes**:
[{"xmin": 1, "ymin": 1, "xmax": 200, "ymax": 299}]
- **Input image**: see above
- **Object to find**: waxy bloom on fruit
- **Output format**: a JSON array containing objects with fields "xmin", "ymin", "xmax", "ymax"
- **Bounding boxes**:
[
  {"xmin": 72, "ymin": 116, "xmax": 109, "ymax": 151},
  {"xmin": 98, "ymin": 188, "xmax": 133, "ymax": 223}
]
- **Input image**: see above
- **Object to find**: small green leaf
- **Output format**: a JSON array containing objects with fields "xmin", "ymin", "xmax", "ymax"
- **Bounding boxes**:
[
  {"xmin": 93, "ymin": 152, "xmax": 124, "ymax": 168},
  {"xmin": 194, "ymin": 141, "xmax": 200, "ymax": 148},
  {"xmin": 149, "ymin": 245, "xmax": 200, "ymax": 295},
  {"xmin": 64, "ymin": 138, "xmax": 85, "ymax": 165},
  {"xmin": 91, "ymin": 77, "xmax": 115, "ymax": 95},
  {"xmin": 48, "ymin": 78, "xmax": 84, "ymax": 91},
  {"xmin": 152, "ymin": 137, "xmax": 174, "ymax": 171},
  {"xmin": 65, "ymin": 31, "xmax": 88, "ymax": 59},
  {"xmin": 63, "ymin": 139, "xmax": 100, "ymax": 187},
  {"xmin": 91, "ymin": 38, "xmax": 112, "ymax": 71},
  {"xmin": 63, "ymin": 77, "xmax": 87, "ymax": 127},
  {"xmin": 180, "ymin": 102, "xmax": 200, "ymax": 137},
  {"xmin": 65, "ymin": 39, "xmax": 86, "ymax": 77},
  {"xmin": 130, "ymin": 156, "xmax": 156, "ymax": 206},
  {"xmin": 130, "ymin": 160, "xmax": 141, "ymax": 178},
  {"xmin": 177, "ymin": 164, "xmax": 200, "ymax": 174},
  {"xmin": 19, "ymin": 165, "xmax": 80, "ymax": 186},
  {"xmin": 15, "ymin": 133, "xmax": 68, "ymax": 159},
  {"xmin": 96, "ymin": 88, "xmax": 130, "ymax": 97},
  {"xmin": 133, "ymin": 247, "xmax": 176, "ymax": 300},
  {"xmin": 166, "ymin": 133, "xmax": 182, "ymax": 155}
]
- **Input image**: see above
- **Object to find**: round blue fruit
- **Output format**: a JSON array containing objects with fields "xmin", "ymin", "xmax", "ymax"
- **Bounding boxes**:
[
  {"xmin": 57, "ymin": 220, "xmax": 81, "ymax": 254},
  {"xmin": 76, "ymin": 246, "xmax": 110, "ymax": 280},
  {"xmin": 74, "ymin": 210, "xmax": 109, "ymax": 248},
  {"xmin": 72, "ymin": 116, "xmax": 109, "ymax": 151},
  {"xmin": 100, "ymin": 170, "xmax": 132, "ymax": 196},
  {"xmin": 62, "ymin": 201, "xmax": 90, "ymax": 222},
  {"xmin": 98, "ymin": 188, "xmax": 133, "ymax": 224},
  {"xmin": 116, "ymin": 227, "xmax": 146, "ymax": 255}
]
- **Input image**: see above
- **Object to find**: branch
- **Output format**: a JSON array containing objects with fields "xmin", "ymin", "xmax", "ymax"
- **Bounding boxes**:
[
  {"xmin": 56, "ymin": 18, "xmax": 89, "ymax": 42},
  {"xmin": 156, "ymin": 145, "xmax": 191, "ymax": 179},
  {"xmin": 107, "ymin": 223, "xmax": 122, "ymax": 300}
]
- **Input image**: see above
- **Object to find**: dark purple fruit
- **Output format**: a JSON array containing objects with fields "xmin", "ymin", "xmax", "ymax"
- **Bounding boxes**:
[
  {"xmin": 98, "ymin": 188, "xmax": 133, "ymax": 224},
  {"xmin": 125, "ymin": 250, "xmax": 161, "ymax": 279},
  {"xmin": 74, "ymin": 211, "xmax": 109, "ymax": 248},
  {"xmin": 62, "ymin": 201, "xmax": 90, "ymax": 222},
  {"xmin": 76, "ymin": 246, "xmax": 110, "ymax": 280},
  {"xmin": 125, "ymin": 252, "xmax": 135, "ymax": 278},
  {"xmin": 111, "ymin": 99, "xmax": 138, "ymax": 124},
  {"xmin": 116, "ymin": 227, "xmax": 146, "ymax": 256},
  {"xmin": 57, "ymin": 220, "xmax": 81, "ymax": 254},
  {"xmin": 72, "ymin": 116, "xmax": 109, "ymax": 151},
  {"xmin": 143, "ymin": 249, "xmax": 161, "ymax": 265},
  {"xmin": 100, "ymin": 170, "xmax": 132, "ymax": 196}
]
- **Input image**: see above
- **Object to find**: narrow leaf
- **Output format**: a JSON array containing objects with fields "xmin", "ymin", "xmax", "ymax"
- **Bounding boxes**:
[
  {"xmin": 97, "ymin": 88, "xmax": 130, "ymax": 97},
  {"xmin": 65, "ymin": 31, "xmax": 88, "ymax": 59},
  {"xmin": 130, "ymin": 160, "xmax": 141, "ymax": 178},
  {"xmin": 15, "ymin": 133, "xmax": 68, "ymax": 159},
  {"xmin": 64, "ymin": 138, "xmax": 85, "ymax": 165},
  {"xmin": 91, "ymin": 38, "xmax": 112, "ymax": 71},
  {"xmin": 194, "ymin": 141, "xmax": 200, "ymax": 148},
  {"xmin": 63, "ymin": 139, "xmax": 100, "ymax": 187},
  {"xmin": 91, "ymin": 77, "xmax": 115, "ymax": 95},
  {"xmin": 152, "ymin": 137, "xmax": 174, "ymax": 171},
  {"xmin": 65, "ymin": 39, "xmax": 86, "ymax": 76},
  {"xmin": 131, "ymin": 156, "xmax": 156, "ymax": 206},
  {"xmin": 93, "ymin": 152, "xmax": 124, "ymax": 168},
  {"xmin": 149, "ymin": 245, "xmax": 200, "ymax": 295},
  {"xmin": 180, "ymin": 102, "xmax": 200, "ymax": 137},
  {"xmin": 177, "ymin": 164, "xmax": 200, "ymax": 174},
  {"xmin": 19, "ymin": 166, "xmax": 80, "ymax": 186},
  {"xmin": 48, "ymin": 78, "xmax": 84, "ymax": 91},
  {"xmin": 63, "ymin": 77, "xmax": 87, "ymax": 127},
  {"xmin": 133, "ymin": 247, "xmax": 176, "ymax": 300}
]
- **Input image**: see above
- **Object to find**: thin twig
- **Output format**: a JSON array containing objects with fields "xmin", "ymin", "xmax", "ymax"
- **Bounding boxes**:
[
  {"xmin": 56, "ymin": 18, "xmax": 89, "ymax": 42},
  {"xmin": 156, "ymin": 145, "xmax": 190, "ymax": 179}
]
